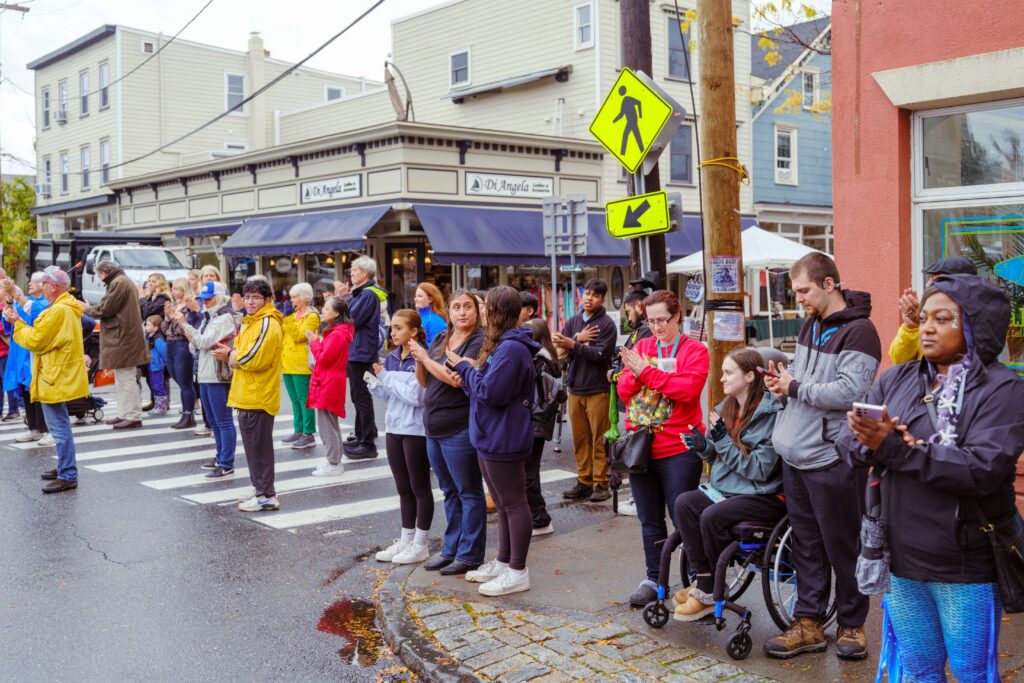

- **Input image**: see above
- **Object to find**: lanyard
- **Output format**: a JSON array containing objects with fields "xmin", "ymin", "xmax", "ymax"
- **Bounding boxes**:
[{"xmin": 657, "ymin": 336, "xmax": 681, "ymax": 362}]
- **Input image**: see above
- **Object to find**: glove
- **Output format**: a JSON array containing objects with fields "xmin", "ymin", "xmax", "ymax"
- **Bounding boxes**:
[
  {"xmin": 708, "ymin": 418, "xmax": 727, "ymax": 442},
  {"xmin": 683, "ymin": 426, "xmax": 707, "ymax": 453}
]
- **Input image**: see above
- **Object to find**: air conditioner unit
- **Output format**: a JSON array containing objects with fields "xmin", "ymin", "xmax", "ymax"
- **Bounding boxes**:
[
  {"xmin": 33, "ymin": 183, "xmax": 52, "ymax": 198},
  {"xmin": 98, "ymin": 209, "xmax": 116, "ymax": 228},
  {"xmin": 56, "ymin": 108, "xmax": 68, "ymax": 124}
]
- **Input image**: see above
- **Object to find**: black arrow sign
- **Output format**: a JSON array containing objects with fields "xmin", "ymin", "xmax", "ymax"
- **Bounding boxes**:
[{"xmin": 624, "ymin": 199, "xmax": 651, "ymax": 228}]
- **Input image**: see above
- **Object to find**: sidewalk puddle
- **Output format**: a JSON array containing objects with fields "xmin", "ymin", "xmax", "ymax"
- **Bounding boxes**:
[{"xmin": 317, "ymin": 598, "xmax": 385, "ymax": 666}]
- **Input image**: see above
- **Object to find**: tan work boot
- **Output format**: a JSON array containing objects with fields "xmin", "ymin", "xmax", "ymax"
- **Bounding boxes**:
[
  {"xmin": 763, "ymin": 617, "xmax": 826, "ymax": 659},
  {"xmin": 835, "ymin": 624, "xmax": 868, "ymax": 660}
]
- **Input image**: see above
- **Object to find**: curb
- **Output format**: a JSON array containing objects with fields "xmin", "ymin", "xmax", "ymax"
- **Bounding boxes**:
[{"xmin": 377, "ymin": 564, "xmax": 480, "ymax": 683}]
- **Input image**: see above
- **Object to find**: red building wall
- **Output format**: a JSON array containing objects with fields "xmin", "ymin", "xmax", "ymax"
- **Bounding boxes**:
[{"xmin": 831, "ymin": 0, "xmax": 1024, "ymax": 359}]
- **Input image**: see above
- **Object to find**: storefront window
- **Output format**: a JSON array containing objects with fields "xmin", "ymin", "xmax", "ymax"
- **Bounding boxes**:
[
  {"xmin": 229, "ymin": 256, "xmax": 256, "ymax": 294},
  {"xmin": 265, "ymin": 255, "xmax": 298, "ymax": 306},
  {"xmin": 465, "ymin": 266, "xmax": 499, "ymax": 292},
  {"xmin": 305, "ymin": 253, "xmax": 336, "ymax": 307},
  {"xmin": 389, "ymin": 248, "xmax": 421, "ymax": 309},
  {"xmin": 922, "ymin": 101, "xmax": 1024, "ymax": 190}
]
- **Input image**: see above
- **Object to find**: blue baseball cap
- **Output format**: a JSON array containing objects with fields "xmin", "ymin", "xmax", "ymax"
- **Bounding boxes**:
[{"xmin": 197, "ymin": 281, "xmax": 228, "ymax": 300}]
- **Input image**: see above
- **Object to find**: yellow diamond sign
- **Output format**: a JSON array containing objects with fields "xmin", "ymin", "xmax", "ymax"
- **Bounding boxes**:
[
  {"xmin": 589, "ymin": 68, "xmax": 675, "ymax": 174},
  {"xmin": 606, "ymin": 191, "xmax": 671, "ymax": 239}
]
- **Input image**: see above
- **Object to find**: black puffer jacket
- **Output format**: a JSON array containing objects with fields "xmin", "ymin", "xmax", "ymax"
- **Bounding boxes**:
[{"xmin": 838, "ymin": 274, "xmax": 1024, "ymax": 583}]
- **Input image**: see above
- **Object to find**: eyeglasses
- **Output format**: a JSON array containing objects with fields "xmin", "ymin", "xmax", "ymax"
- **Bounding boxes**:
[
  {"xmin": 243, "ymin": 295, "xmax": 265, "ymax": 302},
  {"xmin": 647, "ymin": 317, "xmax": 674, "ymax": 327}
]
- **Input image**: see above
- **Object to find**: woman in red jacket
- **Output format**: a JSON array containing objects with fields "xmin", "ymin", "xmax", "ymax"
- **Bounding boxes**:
[
  {"xmin": 305, "ymin": 296, "xmax": 354, "ymax": 476},
  {"xmin": 617, "ymin": 289, "xmax": 710, "ymax": 607}
]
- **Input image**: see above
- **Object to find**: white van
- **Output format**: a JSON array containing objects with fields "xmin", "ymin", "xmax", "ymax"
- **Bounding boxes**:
[{"xmin": 82, "ymin": 245, "xmax": 190, "ymax": 305}]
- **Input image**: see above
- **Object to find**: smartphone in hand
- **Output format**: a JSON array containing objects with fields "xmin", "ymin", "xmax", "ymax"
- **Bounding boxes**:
[{"xmin": 852, "ymin": 402, "xmax": 885, "ymax": 421}]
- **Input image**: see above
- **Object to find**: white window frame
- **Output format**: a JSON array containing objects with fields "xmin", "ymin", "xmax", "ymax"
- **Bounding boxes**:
[
  {"xmin": 912, "ymin": 96, "xmax": 1024, "ymax": 202},
  {"xmin": 43, "ymin": 156, "xmax": 52, "ymax": 189},
  {"xmin": 667, "ymin": 16, "xmax": 692, "ymax": 82},
  {"xmin": 57, "ymin": 81, "xmax": 68, "ymax": 120},
  {"xmin": 225, "ymin": 72, "xmax": 247, "ymax": 115},
  {"xmin": 574, "ymin": 2, "xmax": 595, "ymax": 50},
  {"xmin": 449, "ymin": 49, "xmax": 471, "ymax": 88},
  {"xmin": 79, "ymin": 70, "xmax": 89, "ymax": 117},
  {"xmin": 99, "ymin": 62, "xmax": 110, "ymax": 109},
  {"xmin": 59, "ymin": 152, "xmax": 69, "ymax": 195},
  {"xmin": 100, "ymin": 139, "xmax": 110, "ymax": 184},
  {"xmin": 41, "ymin": 87, "xmax": 50, "ymax": 129},
  {"xmin": 324, "ymin": 85, "xmax": 346, "ymax": 102},
  {"xmin": 774, "ymin": 125, "xmax": 798, "ymax": 185},
  {"xmin": 669, "ymin": 123, "xmax": 695, "ymax": 185},
  {"xmin": 80, "ymin": 145, "xmax": 90, "ymax": 190},
  {"xmin": 801, "ymin": 69, "xmax": 819, "ymax": 109},
  {"xmin": 141, "ymin": 40, "xmax": 155, "ymax": 54}
]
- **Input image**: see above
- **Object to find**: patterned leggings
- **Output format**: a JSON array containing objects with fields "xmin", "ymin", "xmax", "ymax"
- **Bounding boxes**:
[{"xmin": 884, "ymin": 575, "xmax": 1000, "ymax": 683}]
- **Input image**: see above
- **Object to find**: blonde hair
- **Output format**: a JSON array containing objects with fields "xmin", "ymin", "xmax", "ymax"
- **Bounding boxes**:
[
  {"xmin": 200, "ymin": 265, "xmax": 221, "ymax": 283},
  {"xmin": 171, "ymin": 278, "xmax": 189, "ymax": 300},
  {"xmin": 147, "ymin": 273, "xmax": 171, "ymax": 297}
]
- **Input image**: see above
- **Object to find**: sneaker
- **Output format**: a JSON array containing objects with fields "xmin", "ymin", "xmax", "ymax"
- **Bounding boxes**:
[
  {"xmin": 392, "ymin": 542, "xmax": 430, "ymax": 565},
  {"xmin": 479, "ymin": 567, "xmax": 530, "ymax": 597},
  {"xmin": 589, "ymin": 486, "xmax": 611, "ymax": 502},
  {"xmin": 562, "ymin": 482, "xmax": 593, "ymax": 500},
  {"xmin": 466, "ymin": 558, "xmax": 509, "ymax": 583},
  {"xmin": 281, "ymin": 432, "xmax": 302, "ymax": 444},
  {"xmin": 618, "ymin": 499, "xmax": 638, "ymax": 516},
  {"xmin": 37, "ymin": 434, "xmax": 56, "ymax": 447},
  {"xmin": 238, "ymin": 495, "xmax": 280, "ymax": 512},
  {"xmin": 763, "ymin": 617, "xmax": 827, "ymax": 659},
  {"xmin": 375, "ymin": 539, "xmax": 410, "ymax": 562},
  {"xmin": 531, "ymin": 524, "xmax": 554, "ymax": 537},
  {"xmin": 835, "ymin": 625, "xmax": 868, "ymax": 660},
  {"xmin": 236, "ymin": 486, "xmax": 257, "ymax": 503},
  {"xmin": 673, "ymin": 590, "xmax": 715, "ymax": 622},
  {"xmin": 1, "ymin": 412, "xmax": 21, "ymax": 422},
  {"xmin": 291, "ymin": 434, "xmax": 316, "ymax": 450},
  {"xmin": 40, "ymin": 469, "xmax": 58, "ymax": 480},
  {"xmin": 204, "ymin": 467, "xmax": 234, "ymax": 479},
  {"xmin": 15, "ymin": 430, "xmax": 42, "ymax": 443},
  {"xmin": 629, "ymin": 580, "xmax": 658, "ymax": 607},
  {"xmin": 200, "ymin": 459, "xmax": 218, "ymax": 470},
  {"xmin": 193, "ymin": 426, "xmax": 212, "ymax": 437},
  {"xmin": 311, "ymin": 462, "xmax": 345, "ymax": 477}
]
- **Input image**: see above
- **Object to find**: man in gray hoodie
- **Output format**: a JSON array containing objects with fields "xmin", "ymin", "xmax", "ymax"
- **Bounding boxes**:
[{"xmin": 762, "ymin": 253, "xmax": 880, "ymax": 662}]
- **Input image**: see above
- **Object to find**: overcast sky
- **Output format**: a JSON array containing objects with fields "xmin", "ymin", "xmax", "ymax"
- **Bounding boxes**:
[{"xmin": 0, "ymin": 0, "xmax": 831, "ymax": 177}]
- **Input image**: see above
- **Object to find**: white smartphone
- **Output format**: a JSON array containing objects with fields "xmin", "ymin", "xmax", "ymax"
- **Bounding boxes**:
[
  {"xmin": 852, "ymin": 402, "xmax": 885, "ymax": 421},
  {"xmin": 363, "ymin": 370, "xmax": 379, "ymax": 387}
]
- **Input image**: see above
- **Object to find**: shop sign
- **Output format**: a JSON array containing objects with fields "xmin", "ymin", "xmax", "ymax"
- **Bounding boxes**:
[
  {"xmin": 466, "ymin": 172, "xmax": 553, "ymax": 199},
  {"xmin": 300, "ymin": 175, "xmax": 361, "ymax": 203}
]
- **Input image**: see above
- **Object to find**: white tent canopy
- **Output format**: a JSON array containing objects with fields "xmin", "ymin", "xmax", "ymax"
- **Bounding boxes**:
[{"xmin": 666, "ymin": 226, "xmax": 824, "ymax": 275}]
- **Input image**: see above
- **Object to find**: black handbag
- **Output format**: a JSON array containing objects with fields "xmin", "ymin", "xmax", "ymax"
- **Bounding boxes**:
[
  {"xmin": 607, "ymin": 426, "xmax": 653, "ymax": 474},
  {"xmin": 970, "ymin": 499, "xmax": 1024, "ymax": 613}
]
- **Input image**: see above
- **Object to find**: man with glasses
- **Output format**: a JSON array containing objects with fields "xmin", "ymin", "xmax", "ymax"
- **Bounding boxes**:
[{"xmin": 213, "ymin": 279, "xmax": 284, "ymax": 512}]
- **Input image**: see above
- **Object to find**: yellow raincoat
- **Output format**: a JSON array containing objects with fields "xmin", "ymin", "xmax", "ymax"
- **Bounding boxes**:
[
  {"xmin": 12, "ymin": 291, "xmax": 89, "ymax": 404},
  {"xmin": 228, "ymin": 302, "xmax": 284, "ymax": 414},
  {"xmin": 281, "ymin": 309, "xmax": 321, "ymax": 375},
  {"xmin": 887, "ymin": 323, "xmax": 922, "ymax": 365}
]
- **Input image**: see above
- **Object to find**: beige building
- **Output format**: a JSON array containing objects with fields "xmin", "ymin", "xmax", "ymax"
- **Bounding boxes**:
[{"xmin": 29, "ymin": 24, "xmax": 376, "ymax": 232}]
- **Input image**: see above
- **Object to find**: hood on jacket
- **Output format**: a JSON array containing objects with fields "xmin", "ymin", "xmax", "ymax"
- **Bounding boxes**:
[
  {"xmin": 501, "ymin": 325, "xmax": 541, "ymax": 357},
  {"xmin": 822, "ymin": 289, "xmax": 873, "ymax": 325},
  {"xmin": 249, "ymin": 301, "xmax": 284, "ymax": 325},
  {"xmin": 714, "ymin": 389, "xmax": 782, "ymax": 422},
  {"xmin": 367, "ymin": 284, "xmax": 388, "ymax": 303},
  {"xmin": 101, "ymin": 266, "xmax": 127, "ymax": 287},
  {"xmin": 54, "ymin": 291, "xmax": 85, "ymax": 319},
  {"xmin": 931, "ymin": 274, "xmax": 1009, "ymax": 365}
]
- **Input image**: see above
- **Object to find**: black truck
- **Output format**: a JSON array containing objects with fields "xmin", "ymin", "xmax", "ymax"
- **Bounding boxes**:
[{"xmin": 29, "ymin": 232, "xmax": 164, "ymax": 298}]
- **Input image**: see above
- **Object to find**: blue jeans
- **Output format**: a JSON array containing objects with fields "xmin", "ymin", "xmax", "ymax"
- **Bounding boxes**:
[
  {"xmin": 630, "ymin": 451, "xmax": 703, "ymax": 582},
  {"xmin": 886, "ymin": 576, "xmax": 1000, "ymax": 683},
  {"xmin": 41, "ymin": 402, "xmax": 76, "ymax": 482},
  {"xmin": 166, "ymin": 339, "xmax": 197, "ymax": 412},
  {"xmin": 200, "ymin": 383, "xmax": 236, "ymax": 469},
  {"xmin": 426, "ymin": 429, "xmax": 486, "ymax": 564}
]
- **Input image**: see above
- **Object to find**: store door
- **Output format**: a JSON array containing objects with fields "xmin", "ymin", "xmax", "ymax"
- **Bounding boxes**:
[{"xmin": 387, "ymin": 243, "xmax": 426, "ymax": 310}]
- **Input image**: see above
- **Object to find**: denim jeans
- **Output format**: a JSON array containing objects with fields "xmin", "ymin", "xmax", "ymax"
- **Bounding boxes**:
[
  {"xmin": 630, "ymin": 452, "xmax": 703, "ymax": 582},
  {"xmin": 166, "ymin": 339, "xmax": 197, "ymax": 413},
  {"xmin": 426, "ymin": 429, "xmax": 486, "ymax": 564},
  {"xmin": 200, "ymin": 383, "xmax": 236, "ymax": 469},
  {"xmin": 41, "ymin": 402, "xmax": 76, "ymax": 482}
]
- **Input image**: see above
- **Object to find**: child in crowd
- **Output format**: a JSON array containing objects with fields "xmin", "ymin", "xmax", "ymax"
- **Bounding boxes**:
[{"xmin": 144, "ymin": 315, "xmax": 169, "ymax": 415}]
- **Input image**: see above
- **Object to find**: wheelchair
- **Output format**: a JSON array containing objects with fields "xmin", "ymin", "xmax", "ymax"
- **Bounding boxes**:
[{"xmin": 642, "ymin": 514, "xmax": 837, "ymax": 660}]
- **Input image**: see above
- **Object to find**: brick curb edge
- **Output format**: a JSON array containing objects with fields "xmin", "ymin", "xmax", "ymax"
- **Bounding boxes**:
[{"xmin": 377, "ymin": 564, "xmax": 480, "ymax": 683}]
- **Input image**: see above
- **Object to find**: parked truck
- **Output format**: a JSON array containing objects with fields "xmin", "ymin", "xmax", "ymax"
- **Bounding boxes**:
[{"xmin": 29, "ymin": 233, "xmax": 190, "ymax": 304}]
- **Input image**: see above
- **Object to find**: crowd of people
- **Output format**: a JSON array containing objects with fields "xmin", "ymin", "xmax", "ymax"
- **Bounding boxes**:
[{"xmin": 4, "ymin": 247, "xmax": 1024, "ymax": 680}]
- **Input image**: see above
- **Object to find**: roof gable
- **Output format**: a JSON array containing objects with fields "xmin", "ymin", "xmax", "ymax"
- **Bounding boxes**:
[{"xmin": 751, "ymin": 17, "xmax": 830, "ymax": 81}]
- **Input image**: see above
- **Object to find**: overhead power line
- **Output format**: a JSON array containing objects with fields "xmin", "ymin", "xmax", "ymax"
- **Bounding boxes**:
[{"xmin": 104, "ymin": 0, "xmax": 387, "ymax": 174}]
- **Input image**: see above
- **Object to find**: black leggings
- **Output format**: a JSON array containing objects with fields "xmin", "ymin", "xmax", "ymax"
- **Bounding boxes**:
[
  {"xmin": 479, "ymin": 455, "xmax": 531, "ymax": 571},
  {"xmin": 525, "ymin": 437, "xmax": 551, "ymax": 528},
  {"xmin": 25, "ymin": 388, "xmax": 48, "ymax": 434},
  {"xmin": 385, "ymin": 433, "xmax": 433, "ymax": 531}
]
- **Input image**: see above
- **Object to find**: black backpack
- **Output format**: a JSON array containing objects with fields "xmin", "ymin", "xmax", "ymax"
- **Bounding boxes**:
[{"xmin": 522, "ymin": 351, "xmax": 567, "ymax": 424}]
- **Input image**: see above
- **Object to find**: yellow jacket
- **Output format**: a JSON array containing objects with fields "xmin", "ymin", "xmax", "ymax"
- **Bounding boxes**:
[
  {"xmin": 281, "ymin": 309, "xmax": 321, "ymax": 375},
  {"xmin": 228, "ymin": 302, "xmax": 284, "ymax": 414},
  {"xmin": 13, "ymin": 291, "xmax": 89, "ymax": 404},
  {"xmin": 888, "ymin": 323, "xmax": 922, "ymax": 365}
]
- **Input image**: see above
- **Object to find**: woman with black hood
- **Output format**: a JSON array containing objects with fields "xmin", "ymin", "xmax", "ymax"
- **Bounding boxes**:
[{"xmin": 839, "ymin": 274, "xmax": 1024, "ymax": 683}]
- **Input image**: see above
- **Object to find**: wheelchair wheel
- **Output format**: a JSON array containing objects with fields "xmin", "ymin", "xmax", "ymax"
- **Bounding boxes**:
[
  {"xmin": 642, "ymin": 600, "xmax": 670, "ymax": 629},
  {"xmin": 679, "ymin": 547, "xmax": 756, "ymax": 603},
  {"xmin": 726, "ymin": 631, "xmax": 753, "ymax": 660},
  {"xmin": 93, "ymin": 409, "xmax": 104, "ymax": 423},
  {"xmin": 762, "ymin": 516, "xmax": 838, "ymax": 630}
]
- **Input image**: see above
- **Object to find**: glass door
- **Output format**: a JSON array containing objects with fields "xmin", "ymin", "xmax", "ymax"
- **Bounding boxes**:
[{"xmin": 386, "ymin": 243, "xmax": 426, "ymax": 310}]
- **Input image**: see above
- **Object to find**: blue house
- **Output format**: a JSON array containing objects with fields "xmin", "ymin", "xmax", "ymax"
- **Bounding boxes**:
[{"xmin": 751, "ymin": 19, "xmax": 833, "ymax": 256}]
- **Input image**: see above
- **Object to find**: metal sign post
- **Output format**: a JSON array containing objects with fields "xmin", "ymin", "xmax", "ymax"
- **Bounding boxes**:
[{"xmin": 543, "ymin": 195, "xmax": 588, "ymax": 330}]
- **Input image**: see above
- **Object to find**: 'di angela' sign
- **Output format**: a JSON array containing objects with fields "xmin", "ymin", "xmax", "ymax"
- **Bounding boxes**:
[
  {"xmin": 466, "ymin": 172, "xmax": 553, "ymax": 198},
  {"xmin": 301, "ymin": 175, "xmax": 362, "ymax": 203}
]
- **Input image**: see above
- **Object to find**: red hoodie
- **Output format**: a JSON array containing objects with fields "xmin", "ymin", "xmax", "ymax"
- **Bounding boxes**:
[{"xmin": 616, "ymin": 334, "xmax": 709, "ymax": 459}]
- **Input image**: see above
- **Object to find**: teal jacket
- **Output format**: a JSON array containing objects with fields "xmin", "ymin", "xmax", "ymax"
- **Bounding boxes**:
[{"xmin": 696, "ymin": 391, "xmax": 783, "ymax": 496}]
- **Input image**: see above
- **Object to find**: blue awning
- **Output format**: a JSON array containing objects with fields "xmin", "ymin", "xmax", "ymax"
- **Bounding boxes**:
[
  {"xmin": 222, "ymin": 206, "xmax": 389, "ymax": 256},
  {"xmin": 413, "ymin": 204, "xmax": 756, "ymax": 266},
  {"xmin": 175, "ymin": 222, "xmax": 241, "ymax": 238}
]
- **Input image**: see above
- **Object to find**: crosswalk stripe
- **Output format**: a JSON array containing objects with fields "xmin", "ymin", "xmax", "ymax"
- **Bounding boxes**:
[
  {"xmin": 86, "ymin": 428, "xmax": 295, "ymax": 471},
  {"xmin": 73, "ymin": 417, "xmax": 292, "ymax": 461},
  {"xmin": 182, "ymin": 464, "xmax": 395, "ymax": 504},
  {"xmin": 12, "ymin": 414, "xmax": 280, "ymax": 450},
  {"xmin": 252, "ymin": 469, "xmax": 578, "ymax": 530}
]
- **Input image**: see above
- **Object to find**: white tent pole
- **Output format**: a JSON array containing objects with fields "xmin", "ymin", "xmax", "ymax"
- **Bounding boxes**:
[{"xmin": 766, "ymin": 267, "xmax": 775, "ymax": 348}]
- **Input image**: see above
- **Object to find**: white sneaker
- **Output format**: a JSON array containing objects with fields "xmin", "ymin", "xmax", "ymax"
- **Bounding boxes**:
[
  {"xmin": 375, "ymin": 539, "xmax": 410, "ymax": 562},
  {"xmin": 311, "ymin": 462, "xmax": 345, "ymax": 477},
  {"xmin": 618, "ymin": 499, "xmax": 638, "ymax": 516},
  {"xmin": 479, "ymin": 567, "xmax": 530, "ymax": 597},
  {"xmin": 531, "ymin": 523, "xmax": 554, "ymax": 537},
  {"xmin": 238, "ymin": 495, "xmax": 280, "ymax": 512},
  {"xmin": 37, "ymin": 434, "xmax": 56, "ymax": 447},
  {"xmin": 236, "ymin": 486, "xmax": 257, "ymax": 503},
  {"xmin": 15, "ymin": 430, "xmax": 41, "ymax": 443},
  {"xmin": 465, "ymin": 558, "xmax": 509, "ymax": 583},
  {"xmin": 392, "ymin": 542, "xmax": 430, "ymax": 565},
  {"xmin": 194, "ymin": 426, "xmax": 212, "ymax": 437}
]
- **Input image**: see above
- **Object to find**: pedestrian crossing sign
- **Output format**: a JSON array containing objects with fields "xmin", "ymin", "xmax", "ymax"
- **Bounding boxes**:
[{"xmin": 589, "ymin": 68, "xmax": 676, "ymax": 174}]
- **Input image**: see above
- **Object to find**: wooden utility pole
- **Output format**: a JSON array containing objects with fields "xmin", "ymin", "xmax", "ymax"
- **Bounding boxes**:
[
  {"xmin": 620, "ymin": 0, "xmax": 667, "ymax": 282},
  {"xmin": 697, "ymin": 0, "xmax": 744, "ymax": 406}
]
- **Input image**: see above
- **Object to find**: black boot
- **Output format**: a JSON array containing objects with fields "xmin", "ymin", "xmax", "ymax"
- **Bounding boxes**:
[
  {"xmin": 142, "ymin": 402, "xmax": 155, "ymax": 412},
  {"xmin": 171, "ymin": 412, "xmax": 196, "ymax": 429}
]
